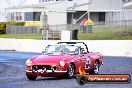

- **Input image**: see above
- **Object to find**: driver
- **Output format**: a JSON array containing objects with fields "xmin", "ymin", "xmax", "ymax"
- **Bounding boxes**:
[{"xmin": 55, "ymin": 46, "xmax": 70, "ymax": 53}]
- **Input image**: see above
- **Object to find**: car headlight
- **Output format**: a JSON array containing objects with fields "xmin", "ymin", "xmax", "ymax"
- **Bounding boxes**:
[
  {"xmin": 26, "ymin": 59, "xmax": 32, "ymax": 66},
  {"xmin": 59, "ymin": 61, "xmax": 65, "ymax": 67}
]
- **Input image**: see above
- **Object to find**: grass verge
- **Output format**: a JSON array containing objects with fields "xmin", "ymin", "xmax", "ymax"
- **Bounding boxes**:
[{"xmin": 0, "ymin": 27, "xmax": 132, "ymax": 40}]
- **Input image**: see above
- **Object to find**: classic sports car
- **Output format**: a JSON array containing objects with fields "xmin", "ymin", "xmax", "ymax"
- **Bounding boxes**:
[{"xmin": 26, "ymin": 42, "xmax": 103, "ymax": 80}]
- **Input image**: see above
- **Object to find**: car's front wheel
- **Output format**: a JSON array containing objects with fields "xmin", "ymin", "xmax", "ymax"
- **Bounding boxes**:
[
  {"xmin": 26, "ymin": 74, "xmax": 37, "ymax": 80},
  {"xmin": 66, "ymin": 64, "xmax": 75, "ymax": 78},
  {"xmin": 90, "ymin": 61, "xmax": 99, "ymax": 74}
]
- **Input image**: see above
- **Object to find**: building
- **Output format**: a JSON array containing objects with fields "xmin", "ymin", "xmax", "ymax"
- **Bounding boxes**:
[
  {"xmin": 123, "ymin": 0, "xmax": 132, "ymax": 21},
  {"xmin": 5, "ymin": 0, "xmax": 130, "ymax": 25}
]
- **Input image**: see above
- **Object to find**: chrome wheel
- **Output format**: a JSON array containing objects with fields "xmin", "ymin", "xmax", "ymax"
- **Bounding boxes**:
[
  {"xmin": 90, "ymin": 61, "xmax": 99, "ymax": 74},
  {"xmin": 93, "ymin": 62, "xmax": 99, "ymax": 74},
  {"xmin": 67, "ymin": 64, "xmax": 75, "ymax": 78}
]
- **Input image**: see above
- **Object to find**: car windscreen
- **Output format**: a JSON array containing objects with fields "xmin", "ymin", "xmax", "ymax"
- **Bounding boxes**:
[{"xmin": 45, "ymin": 45, "xmax": 79, "ymax": 54}]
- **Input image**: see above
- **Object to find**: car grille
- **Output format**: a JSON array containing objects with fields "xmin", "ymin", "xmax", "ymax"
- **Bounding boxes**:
[{"xmin": 32, "ymin": 65, "xmax": 56, "ymax": 72}]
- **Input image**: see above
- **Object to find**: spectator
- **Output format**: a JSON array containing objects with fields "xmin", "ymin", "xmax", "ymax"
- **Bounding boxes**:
[{"xmin": 81, "ymin": 18, "xmax": 94, "ymax": 33}]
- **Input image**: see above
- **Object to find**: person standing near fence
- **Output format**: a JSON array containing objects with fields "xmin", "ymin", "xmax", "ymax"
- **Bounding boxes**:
[
  {"xmin": 40, "ymin": 12, "xmax": 49, "ymax": 40},
  {"xmin": 81, "ymin": 18, "xmax": 87, "ymax": 33},
  {"xmin": 82, "ymin": 18, "xmax": 94, "ymax": 33},
  {"xmin": 85, "ymin": 18, "xmax": 94, "ymax": 33}
]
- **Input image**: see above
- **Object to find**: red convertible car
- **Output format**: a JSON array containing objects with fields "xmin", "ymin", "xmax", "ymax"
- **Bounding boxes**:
[{"xmin": 26, "ymin": 42, "xmax": 103, "ymax": 80}]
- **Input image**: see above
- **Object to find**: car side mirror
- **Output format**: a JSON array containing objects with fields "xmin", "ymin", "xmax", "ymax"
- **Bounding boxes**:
[{"xmin": 81, "ymin": 48, "xmax": 85, "ymax": 52}]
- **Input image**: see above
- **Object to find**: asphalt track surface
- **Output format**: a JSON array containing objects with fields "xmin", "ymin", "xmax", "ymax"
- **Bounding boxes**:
[{"xmin": 0, "ymin": 51, "xmax": 132, "ymax": 88}]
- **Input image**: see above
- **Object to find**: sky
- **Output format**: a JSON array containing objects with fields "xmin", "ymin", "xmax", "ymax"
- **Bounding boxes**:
[{"xmin": 0, "ymin": 0, "xmax": 38, "ymax": 21}]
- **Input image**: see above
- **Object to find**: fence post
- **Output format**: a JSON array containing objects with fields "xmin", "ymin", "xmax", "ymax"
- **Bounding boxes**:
[
  {"xmin": 46, "ymin": 29, "xmax": 48, "ymax": 40},
  {"xmin": 108, "ymin": 20, "xmax": 111, "ymax": 32},
  {"xmin": 41, "ymin": 29, "xmax": 44, "ymax": 39},
  {"xmin": 124, "ymin": 20, "xmax": 127, "ymax": 39}
]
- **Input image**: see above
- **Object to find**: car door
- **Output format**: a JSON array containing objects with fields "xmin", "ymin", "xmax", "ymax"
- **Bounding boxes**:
[
  {"xmin": 79, "ymin": 54, "xmax": 86, "ymax": 70},
  {"xmin": 77, "ymin": 47, "xmax": 87, "ymax": 72},
  {"xmin": 73, "ymin": 47, "xmax": 82, "ymax": 73},
  {"xmin": 79, "ymin": 48, "xmax": 91, "ymax": 72},
  {"xmin": 73, "ymin": 47, "xmax": 87, "ymax": 73}
]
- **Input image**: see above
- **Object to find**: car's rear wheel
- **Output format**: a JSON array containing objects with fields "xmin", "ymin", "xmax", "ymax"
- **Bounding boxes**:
[
  {"xmin": 90, "ymin": 61, "xmax": 99, "ymax": 74},
  {"xmin": 66, "ymin": 64, "xmax": 75, "ymax": 78},
  {"xmin": 26, "ymin": 74, "xmax": 37, "ymax": 80}
]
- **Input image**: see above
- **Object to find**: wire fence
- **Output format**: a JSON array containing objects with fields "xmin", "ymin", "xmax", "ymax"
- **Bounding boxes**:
[
  {"xmin": 6, "ymin": 25, "xmax": 41, "ymax": 34},
  {"xmin": 6, "ymin": 20, "xmax": 132, "ymax": 40}
]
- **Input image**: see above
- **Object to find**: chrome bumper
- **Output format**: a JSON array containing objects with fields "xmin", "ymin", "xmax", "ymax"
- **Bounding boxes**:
[{"xmin": 26, "ymin": 70, "xmax": 67, "ymax": 73}]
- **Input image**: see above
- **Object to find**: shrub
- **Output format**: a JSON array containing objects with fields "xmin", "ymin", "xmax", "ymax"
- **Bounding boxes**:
[{"xmin": 9, "ymin": 22, "xmax": 25, "ymax": 25}]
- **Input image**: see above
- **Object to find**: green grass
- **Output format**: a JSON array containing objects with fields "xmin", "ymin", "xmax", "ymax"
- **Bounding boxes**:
[
  {"xmin": 0, "ymin": 26, "xmax": 132, "ymax": 40},
  {"xmin": 78, "ymin": 26, "xmax": 132, "ymax": 40},
  {"xmin": 78, "ymin": 32, "xmax": 132, "ymax": 40},
  {"xmin": 0, "ymin": 34, "xmax": 42, "ymax": 39}
]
